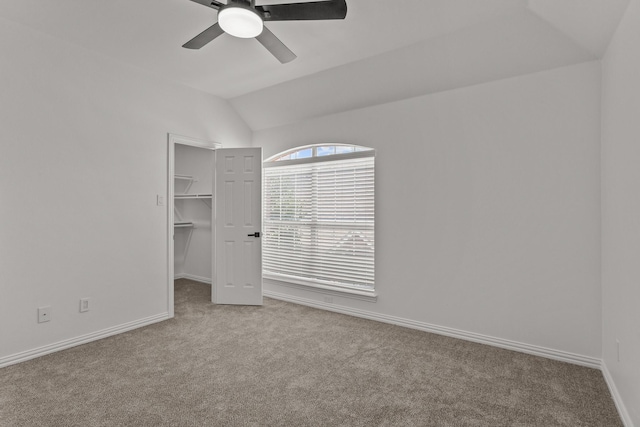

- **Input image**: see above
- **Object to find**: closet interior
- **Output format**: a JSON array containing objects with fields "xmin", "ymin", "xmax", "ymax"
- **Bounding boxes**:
[{"xmin": 174, "ymin": 143, "xmax": 214, "ymax": 283}]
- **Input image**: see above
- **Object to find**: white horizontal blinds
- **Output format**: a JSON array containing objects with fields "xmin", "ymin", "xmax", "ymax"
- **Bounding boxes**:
[{"xmin": 264, "ymin": 156, "xmax": 375, "ymax": 291}]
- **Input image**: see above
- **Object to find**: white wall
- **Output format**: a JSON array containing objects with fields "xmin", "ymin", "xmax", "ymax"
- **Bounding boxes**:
[
  {"xmin": 253, "ymin": 61, "xmax": 602, "ymax": 362},
  {"xmin": 0, "ymin": 17, "xmax": 251, "ymax": 364},
  {"xmin": 601, "ymin": 0, "xmax": 640, "ymax": 424}
]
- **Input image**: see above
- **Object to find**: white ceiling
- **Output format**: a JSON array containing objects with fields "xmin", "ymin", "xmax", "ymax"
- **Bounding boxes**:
[{"xmin": 0, "ymin": 0, "xmax": 630, "ymax": 129}]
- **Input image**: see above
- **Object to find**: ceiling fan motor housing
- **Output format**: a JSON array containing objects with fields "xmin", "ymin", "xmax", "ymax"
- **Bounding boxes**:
[
  {"xmin": 220, "ymin": 0, "xmax": 260, "ymax": 16},
  {"xmin": 227, "ymin": 0, "xmax": 256, "ymax": 9}
]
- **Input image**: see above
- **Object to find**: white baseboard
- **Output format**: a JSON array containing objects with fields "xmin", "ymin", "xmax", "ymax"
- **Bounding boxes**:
[
  {"xmin": 175, "ymin": 273, "xmax": 211, "ymax": 284},
  {"xmin": 602, "ymin": 362, "xmax": 635, "ymax": 427},
  {"xmin": 0, "ymin": 312, "xmax": 169, "ymax": 369},
  {"xmin": 264, "ymin": 290, "xmax": 601, "ymax": 369}
]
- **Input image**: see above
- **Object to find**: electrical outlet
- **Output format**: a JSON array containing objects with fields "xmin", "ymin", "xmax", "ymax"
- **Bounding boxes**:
[
  {"xmin": 37, "ymin": 306, "xmax": 51, "ymax": 323},
  {"xmin": 157, "ymin": 195, "xmax": 165, "ymax": 206},
  {"xmin": 80, "ymin": 298, "xmax": 90, "ymax": 313}
]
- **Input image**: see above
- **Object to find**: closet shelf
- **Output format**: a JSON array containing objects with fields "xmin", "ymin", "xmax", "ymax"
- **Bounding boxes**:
[
  {"xmin": 174, "ymin": 174, "xmax": 195, "ymax": 181},
  {"xmin": 174, "ymin": 221, "xmax": 194, "ymax": 228},
  {"xmin": 175, "ymin": 194, "xmax": 212, "ymax": 199}
]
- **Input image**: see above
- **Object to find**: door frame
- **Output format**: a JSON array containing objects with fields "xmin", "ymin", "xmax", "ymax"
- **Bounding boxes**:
[{"xmin": 167, "ymin": 134, "xmax": 221, "ymax": 318}]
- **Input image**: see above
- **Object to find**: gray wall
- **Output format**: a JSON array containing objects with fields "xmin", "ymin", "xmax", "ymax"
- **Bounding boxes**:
[
  {"xmin": 602, "ymin": 0, "xmax": 640, "ymax": 424},
  {"xmin": 253, "ymin": 61, "xmax": 602, "ymax": 362},
  {"xmin": 0, "ymin": 17, "xmax": 251, "ymax": 363}
]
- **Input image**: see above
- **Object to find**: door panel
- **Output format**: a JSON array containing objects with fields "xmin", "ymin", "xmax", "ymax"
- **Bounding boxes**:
[{"xmin": 214, "ymin": 148, "xmax": 263, "ymax": 305}]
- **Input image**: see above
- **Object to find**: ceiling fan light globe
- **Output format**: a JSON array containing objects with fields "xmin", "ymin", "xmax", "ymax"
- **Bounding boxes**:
[{"xmin": 218, "ymin": 6, "xmax": 264, "ymax": 39}]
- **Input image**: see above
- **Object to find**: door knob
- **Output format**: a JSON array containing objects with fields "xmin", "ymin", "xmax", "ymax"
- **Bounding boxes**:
[{"xmin": 248, "ymin": 232, "xmax": 261, "ymax": 238}]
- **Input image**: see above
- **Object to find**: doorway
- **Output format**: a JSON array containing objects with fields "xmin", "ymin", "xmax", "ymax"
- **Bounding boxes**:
[
  {"xmin": 167, "ymin": 134, "xmax": 220, "ymax": 318},
  {"xmin": 167, "ymin": 134, "xmax": 264, "ymax": 316}
]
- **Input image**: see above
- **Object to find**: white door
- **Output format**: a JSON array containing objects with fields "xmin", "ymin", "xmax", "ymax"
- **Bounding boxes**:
[{"xmin": 213, "ymin": 148, "xmax": 263, "ymax": 305}]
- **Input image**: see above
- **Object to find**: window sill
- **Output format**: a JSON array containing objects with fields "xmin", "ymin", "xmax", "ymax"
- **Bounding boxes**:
[{"xmin": 263, "ymin": 274, "xmax": 378, "ymax": 303}]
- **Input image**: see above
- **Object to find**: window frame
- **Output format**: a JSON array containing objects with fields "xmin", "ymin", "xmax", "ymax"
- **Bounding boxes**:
[
  {"xmin": 265, "ymin": 144, "xmax": 373, "ymax": 165},
  {"xmin": 263, "ymin": 144, "xmax": 377, "ymax": 300}
]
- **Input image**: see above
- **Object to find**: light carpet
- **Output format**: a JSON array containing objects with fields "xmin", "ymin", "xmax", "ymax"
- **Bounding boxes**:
[{"xmin": 0, "ymin": 279, "xmax": 622, "ymax": 426}]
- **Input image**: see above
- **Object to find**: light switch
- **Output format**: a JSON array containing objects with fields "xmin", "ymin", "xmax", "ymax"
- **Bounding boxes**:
[{"xmin": 157, "ymin": 195, "xmax": 165, "ymax": 206}]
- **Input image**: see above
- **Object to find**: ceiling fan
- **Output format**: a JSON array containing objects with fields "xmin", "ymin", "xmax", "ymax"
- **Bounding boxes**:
[{"xmin": 183, "ymin": 0, "xmax": 347, "ymax": 63}]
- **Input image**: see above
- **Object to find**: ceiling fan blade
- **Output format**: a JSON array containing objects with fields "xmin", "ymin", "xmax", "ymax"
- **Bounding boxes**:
[
  {"xmin": 183, "ymin": 23, "xmax": 225, "ymax": 49},
  {"xmin": 257, "ymin": 0, "xmax": 347, "ymax": 21},
  {"xmin": 187, "ymin": 0, "xmax": 224, "ymax": 10},
  {"xmin": 255, "ymin": 27, "xmax": 297, "ymax": 63}
]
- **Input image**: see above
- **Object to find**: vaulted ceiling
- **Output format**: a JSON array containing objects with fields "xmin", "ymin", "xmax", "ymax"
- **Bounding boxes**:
[{"xmin": 0, "ymin": 0, "xmax": 630, "ymax": 129}]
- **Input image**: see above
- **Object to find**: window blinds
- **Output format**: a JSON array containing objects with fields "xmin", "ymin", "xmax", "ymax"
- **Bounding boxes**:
[{"xmin": 263, "ymin": 155, "xmax": 375, "ymax": 291}]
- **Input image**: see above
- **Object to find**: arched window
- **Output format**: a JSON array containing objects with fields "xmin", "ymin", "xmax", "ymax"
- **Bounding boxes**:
[
  {"xmin": 263, "ymin": 144, "xmax": 375, "ymax": 294},
  {"xmin": 266, "ymin": 144, "xmax": 372, "ymax": 162}
]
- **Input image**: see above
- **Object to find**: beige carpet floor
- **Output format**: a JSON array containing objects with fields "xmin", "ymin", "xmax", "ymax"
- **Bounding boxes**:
[{"xmin": 0, "ymin": 279, "xmax": 622, "ymax": 426}]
